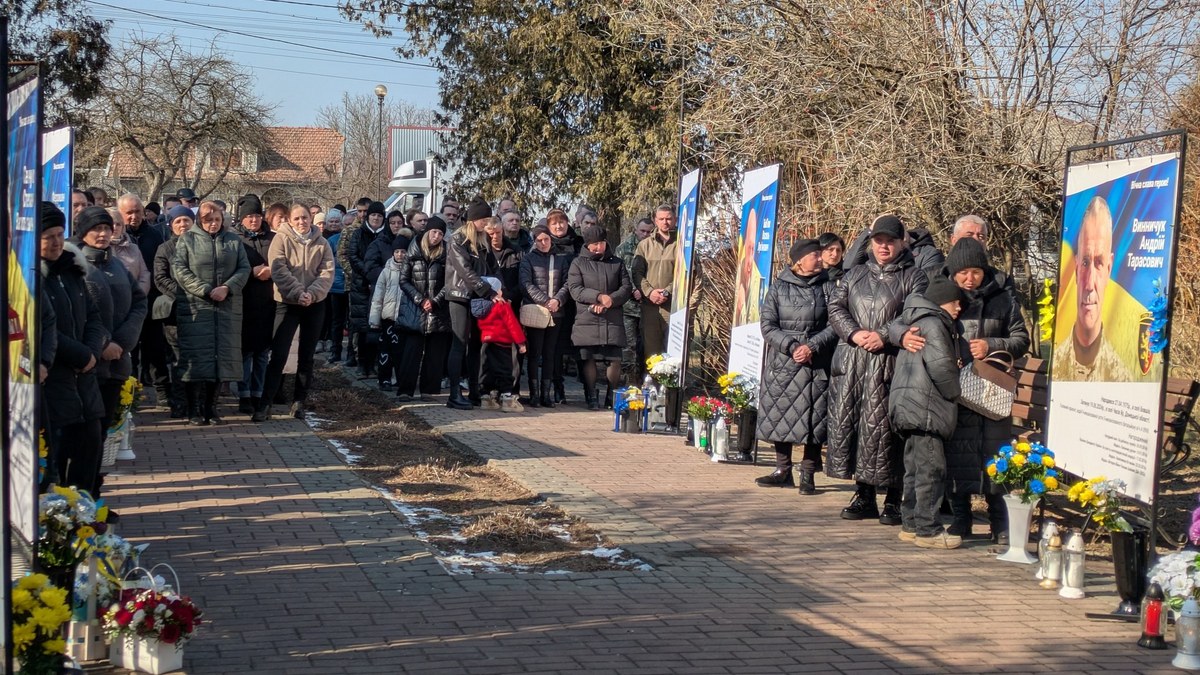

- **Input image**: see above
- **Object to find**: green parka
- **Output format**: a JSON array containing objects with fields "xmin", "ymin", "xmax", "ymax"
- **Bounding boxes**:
[{"xmin": 172, "ymin": 224, "xmax": 251, "ymax": 382}]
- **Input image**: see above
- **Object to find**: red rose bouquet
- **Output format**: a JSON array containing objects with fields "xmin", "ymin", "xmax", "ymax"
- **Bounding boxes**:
[{"xmin": 103, "ymin": 588, "xmax": 202, "ymax": 647}]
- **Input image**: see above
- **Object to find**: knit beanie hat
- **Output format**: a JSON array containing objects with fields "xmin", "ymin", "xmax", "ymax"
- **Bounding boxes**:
[
  {"xmin": 73, "ymin": 206, "xmax": 114, "ymax": 238},
  {"xmin": 925, "ymin": 274, "xmax": 966, "ymax": 307},
  {"xmin": 465, "ymin": 196, "xmax": 492, "ymax": 222},
  {"xmin": 868, "ymin": 214, "xmax": 904, "ymax": 240},
  {"xmin": 582, "ymin": 225, "xmax": 606, "ymax": 245},
  {"xmin": 788, "ymin": 238, "xmax": 821, "ymax": 264},
  {"xmin": 236, "ymin": 194, "xmax": 263, "ymax": 221},
  {"xmin": 166, "ymin": 205, "xmax": 194, "ymax": 225},
  {"xmin": 41, "ymin": 202, "xmax": 66, "ymax": 233},
  {"xmin": 945, "ymin": 237, "xmax": 989, "ymax": 275},
  {"xmin": 367, "ymin": 201, "xmax": 386, "ymax": 218},
  {"xmin": 425, "ymin": 215, "xmax": 447, "ymax": 234}
]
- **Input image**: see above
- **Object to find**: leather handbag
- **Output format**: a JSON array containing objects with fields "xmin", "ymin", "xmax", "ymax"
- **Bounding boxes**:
[
  {"xmin": 956, "ymin": 351, "xmax": 1017, "ymax": 420},
  {"xmin": 396, "ymin": 295, "xmax": 423, "ymax": 333},
  {"xmin": 519, "ymin": 303, "xmax": 553, "ymax": 329}
]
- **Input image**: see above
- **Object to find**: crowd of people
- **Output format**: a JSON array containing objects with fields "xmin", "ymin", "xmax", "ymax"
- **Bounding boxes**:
[
  {"xmin": 753, "ymin": 214, "xmax": 1028, "ymax": 551},
  {"xmin": 43, "ymin": 185, "xmax": 1025, "ymax": 552}
]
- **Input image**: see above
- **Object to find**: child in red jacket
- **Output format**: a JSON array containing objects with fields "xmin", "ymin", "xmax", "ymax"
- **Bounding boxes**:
[{"xmin": 477, "ymin": 301, "xmax": 527, "ymax": 412}]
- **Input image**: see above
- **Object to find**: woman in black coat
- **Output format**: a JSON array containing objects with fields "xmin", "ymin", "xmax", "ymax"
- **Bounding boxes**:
[
  {"xmin": 937, "ymin": 238, "xmax": 1029, "ymax": 541},
  {"xmin": 566, "ymin": 226, "xmax": 632, "ymax": 410},
  {"xmin": 40, "ymin": 203, "xmax": 106, "ymax": 495},
  {"xmin": 152, "ymin": 205, "xmax": 196, "ymax": 418},
  {"xmin": 826, "ymin": 215, "xmax": 927, "ymax": 525},
  {"xmin": 519, "ymin": 225, "xmax": 571, "ymax": 408},
  {"xmin": 232, "ymin": 196, "xmax": 275, "ymax": 414},
  {"xmin": 346, "ymin": 200, "xmax": 388, "ymax": 377},
  {"xmin": 444, "ymin": 198, "xmax": 500, "ymax": 410},
  {"xmin": 754, "ymin": 240, "xmax": 837, "ymax": 495},
  {"xmin": 397, "ymin": 220, "xmax": 451, "ymax": 401}
]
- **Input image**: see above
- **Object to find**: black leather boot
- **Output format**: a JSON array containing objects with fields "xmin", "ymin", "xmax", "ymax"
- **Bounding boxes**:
[
  {"xmin": 185, "ymin": 384, "xmax": 206, "ymax": 426},
  {"xmin": 585, "ymin": 387, "xmax": 599, "ymax": 410},
  {"xmin": 204, "ymin": 382, "xmax": 222, "ymax": 425},
  {"xmin": 841, "ymin": 486, "xmax": 879, "ymax": 520},
  {"xmin": 798, "ymin": 470, "xmax": 816, "ymax": 495},
  {"xmin": 603, "ymin": 385, "xmax": 613, "ymax": 410},
  {"xmin": 527, "ymin": 379, "xmax": 541, "ymax": 408},
  {"xmin": 540, "ymin": 380, "xmax": 555, "ymax": 408},
  {"xmin": 755, "ymin": 469, "xmax": 794, "ymax": 487},
  {"xmin": 554, "ymin": 381, "xmax": 566, "ymax": 405},
  {"xmin": 238, "ymin": 397, "xmax": 254, "ymax": 414}
]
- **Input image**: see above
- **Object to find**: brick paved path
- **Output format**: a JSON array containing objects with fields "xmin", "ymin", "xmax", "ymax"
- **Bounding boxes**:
[{"xmin": 107, "ymin": 394, "xmax": 1179, "ymax": 674}]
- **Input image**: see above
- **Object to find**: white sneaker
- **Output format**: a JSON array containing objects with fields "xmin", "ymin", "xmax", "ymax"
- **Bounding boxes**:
[
  {"xmin": 500, "ymin": 394, "xmax": 524, "ymax": 413},
  {"xmin": 481, "ymin": 393, "xmax": 501, "ymax": 411}
]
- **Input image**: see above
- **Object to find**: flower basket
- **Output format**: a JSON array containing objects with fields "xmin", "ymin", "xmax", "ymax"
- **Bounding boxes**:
[
  {"xmin": 110, "ymin": 635, "xmax": 183, "ymax": 674},
  {"xmin": 101, "ymin": 424, "xmax": 124, "ymax": 468}
]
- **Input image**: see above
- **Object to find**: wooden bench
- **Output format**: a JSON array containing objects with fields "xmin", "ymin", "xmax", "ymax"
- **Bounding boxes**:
[{"xmin": 1011, "ymin": 356, "xmax": 1199, "ymax": 474}]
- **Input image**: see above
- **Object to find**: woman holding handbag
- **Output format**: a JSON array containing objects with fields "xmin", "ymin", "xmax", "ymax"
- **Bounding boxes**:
[
  {"xmin": 371, "ymin": 230, "xmax": 421, "ymax": 400},
  {"xmin": 397, "ymin": 218, "xmax": 452, "ymax": 402},
  {"xmin": 519, "ymin": 225, "xmax": 571, "ymax": 408},
  {"xmin": 901, "ymin": 237, "xmax": 1029, "ymax": 542}
]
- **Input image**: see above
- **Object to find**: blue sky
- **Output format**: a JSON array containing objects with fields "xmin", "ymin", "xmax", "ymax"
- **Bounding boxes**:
[{"xmin": 88, "ymin": 0, "xmax": 442, "ymax": 126}]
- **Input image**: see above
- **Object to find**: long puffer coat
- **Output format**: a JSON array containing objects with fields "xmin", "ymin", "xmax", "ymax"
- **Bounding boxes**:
[
  {"xmin": 76, "ymin": 243, "xmax": 147, "ymax": 383},
  {"xmin": 399, "ymin": 237, "xmax": 451, "ymax": 334},
  {"xmin": 519, "ymin": 248, "xmax": 572, "ymax": 320},
  {"xmin": 566, "ymin": 247, "xmax": 632, "ymax": 347},
  {"xmin": 946, "ymin": 268, "xmax": 1030, "ymax": 494},
  {"xmin": 41, "ymin": 248, "xmax": 107, "ymax": 426},
  {"xmin": 826, "ymin": 249, "xmax": 927, "ymax": 486},
  {"xmin": 347, "ymin": 224, "xmax": 386, "ymax": 332},
  {"xmin": 235, "ymin": 224, "xmax": 276, "ymax": 353},
  {"xmin": 888, "ymin": 294, "xmax": 962, "ymax": 440},
  {"xmin": 172, "ymin": 224, "xmax": 250, "ymax": 382},
  {"xmin": 756, "ymin": 269, "xmax": 838, "ymax": 444}
]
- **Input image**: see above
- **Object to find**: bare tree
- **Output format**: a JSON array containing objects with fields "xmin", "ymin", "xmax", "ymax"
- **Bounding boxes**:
[
  {"xmin": 316, "ymin": 93, "xmax": 438, "ymax": 204},
  {"xmin": 84, "ymin": 35, "xmax": 274, "ymax": 200}
]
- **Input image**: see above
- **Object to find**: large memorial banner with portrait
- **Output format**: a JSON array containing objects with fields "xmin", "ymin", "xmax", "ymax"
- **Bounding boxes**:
[
  {"xmin": 7, "ymin": 68, "xmax": 41, "ymax": 542},
  {"xmin": 1047, "ymin": 151, "xmax": 1182, "ymax": 504},
  {"xmin": 667, "ymin": 169, "xmax": 700, "ymax": 379},
  {"xmin": 726, "ymin": 164, "xmax": 780, "ymax": 380}
]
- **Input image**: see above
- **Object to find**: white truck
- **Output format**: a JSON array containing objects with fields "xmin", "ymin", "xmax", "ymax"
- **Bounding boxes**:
[{"xmin": 384, "ymin": 155, "xmax": 456, "ymax": 215}]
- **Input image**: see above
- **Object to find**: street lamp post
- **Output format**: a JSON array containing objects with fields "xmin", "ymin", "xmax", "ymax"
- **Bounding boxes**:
[{"xmin": 374, "ymin": 84, "xmax": 388, "ymax": 199}]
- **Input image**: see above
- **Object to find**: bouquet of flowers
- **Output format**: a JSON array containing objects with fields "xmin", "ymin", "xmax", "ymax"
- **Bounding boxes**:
[
  {"xmin": 986, "ymin": 440, "xmax": 1059, "ymax": 503},
  {"xmin": 103, "ymin": 587, "xmax": 203, "ymax": 647},
  {"xmin": 1149, "ymin": 551, "xmax": 1200, "ymax": 611},
  {"xmin": 615, "ymin": 387, "xmax": 645, "ymax": 414},
  {"xmin": 76, "ymin": 532, "xmax": 136, "ymax": 612},
  {"xmin": 686, "ymin": 396, "xmax": 733, "ymax": 422},
  {"xmin": 12, "ymin": 574, "xmax": 71, "ymax": 675},
  {"xmin": 109, "ymin": 376, "xmax": 143, "ymax": 433},
  {"xmin": 645, "ymin": 353, "xmax": 682, "ymax": 389},
  {"xmin": 38, "ymin": 486, "xmax": 106, "ymax": 572},
  {"xmin": 1066, "ymin": 476, "xmax": 1132, "ymax": 533},
  {"xmin": 717, "ymin": 372, "xmax": 757, "ymax": 412}
]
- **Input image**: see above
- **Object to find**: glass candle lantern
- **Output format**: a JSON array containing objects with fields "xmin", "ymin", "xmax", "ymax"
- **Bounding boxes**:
[
  {"xmin": 1138, "ymin": 582, "xmax": 1169, "ymax": 650},
  {"xmin": 1173, "ymin": 598, "xmax": 1200, "ymax": 670},
  {"xmin": 1039, "ymin": 533, "xmax": 1063, "ymax": 590},
  {"xmin": 1059, "ymin": 530, "xmax": 1086, "ymax": 599}
]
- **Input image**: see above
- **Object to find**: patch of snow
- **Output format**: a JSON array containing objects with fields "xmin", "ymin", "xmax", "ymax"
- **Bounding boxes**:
[
  {"xmin": 327, "ymin": 438, "xmax": 363, "ymax": 465},
  {"xmin": 582, "ymin": 547, "xmax": 625, "ymax": 559},
  {"xmin": 304, "ymin": 412, "xmax": 333, "ymax": 429}
]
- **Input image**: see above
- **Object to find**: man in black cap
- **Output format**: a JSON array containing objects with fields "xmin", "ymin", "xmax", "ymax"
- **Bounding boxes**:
[{"xmin": 177, "ymin": 187, "xmax": 198, "ymax": 213}]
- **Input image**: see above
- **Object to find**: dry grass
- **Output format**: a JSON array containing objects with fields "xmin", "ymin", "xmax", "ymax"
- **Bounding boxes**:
[{"xmin": 309, "ymin": 363, "xmax": 635, "ymax": 573}]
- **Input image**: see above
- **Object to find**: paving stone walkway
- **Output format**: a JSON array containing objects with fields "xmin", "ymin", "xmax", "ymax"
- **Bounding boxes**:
[{"xmin": 106, "ymin": 385, "xmax": 1180, "ymax": 674}]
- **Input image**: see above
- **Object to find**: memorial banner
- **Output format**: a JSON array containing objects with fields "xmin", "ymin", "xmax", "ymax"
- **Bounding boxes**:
[
  {"xmin": 726, "ymin": 164, "xmax": 780, "ymax": 380},
  {"xmin": 667, "ymin": 168, "xmax": 701, "ymax": 379},
  {"xmin": 1047, "ymin": 150, "xmax": 1182, "ymax": 504},
  {"xmin": 7, "ymin": 70, "xmax": 40, "ymax": 543},
  {"xmin": 41, "ymin": 125, "xmax": 71, "ymax": 235}
]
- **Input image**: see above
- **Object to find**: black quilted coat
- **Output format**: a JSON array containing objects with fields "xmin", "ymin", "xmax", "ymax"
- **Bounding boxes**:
[
  {"xmin": 398, "ymin": 238, "xmax": 451, "ymax": 334},
  {"xmin": 566, "ymin": 247, "xmax": 632, "ymax": 347},
  {"xmin": 347, "ymin": 224, "xmax": 386, "ymax": 332},
  {"xmin": 946, "ymin": 268, "xmax": 1030, "ymax": 493},
  {"xmin": 755, "ymin": 269, "xmax": 837, "ymax": 444},
  {"xmin": 826, "ymin": 249, "xmax": 927, "ymax": 486},
  {"xmin": 234, "ymin": 225, "xmax": 276, "ymax": 353}
]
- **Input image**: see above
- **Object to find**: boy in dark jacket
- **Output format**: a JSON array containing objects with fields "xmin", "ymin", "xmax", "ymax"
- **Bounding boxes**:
[{"xmin": 890, "ymin": 274, "xmax": 964, "ymax": 549}]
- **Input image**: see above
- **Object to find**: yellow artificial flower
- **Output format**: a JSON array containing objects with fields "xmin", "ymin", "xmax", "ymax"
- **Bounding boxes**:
[
  {"xmin": 1067, "ymin": 482, "xmax": 1083, "ymax": 499},
  {"xmin": 1080, "ymin": 488, "xmax": 1096, "ymax": 504},
  {"xmin": 38, "ymin": 586, "xmax": 68, "ymax": 610},
  {"xmin": 645, "ymin": 354, "xmax": 663, "ymax": 369},
  {"xmin": 1011, "ymin": 453, "xmax": 1027, "ymax": 466},
  {"xmin": 1042, "ymin": 455, "xmax": 1055, "ymax": 468},
  {"xmin": 11, "ymin": 588, "xmax": 35, "ymax": 613},
  {"xmin": 1015, "ymin": 441, "xmax": 1031, "ymax": 453},
  {"xmin": 1044, "ymin": 476, "xmax": 1059, "ymax": 490},
  {"xmin": 51, "ymin": 485, "xmax": 78, "ymax": 507},
  {"xmin": 76, "ymin": 525, "xmax": 96, "ymax": 541},
  {"xmin": 986, "ymin": 464, "xmax": 997, "ymax": 477},
  {"xmin": 97, "ymin": 505, "xmax": 109, "ymax": 522},
  {"xmin": 17, "ymin": 574, "xmax": 48, "ymax": 591},
  {"xmin": 119, "ymin": 393, "xmax": 133, "ymax": 405},
  {"xmin": 42, "ymin": 637, "xmax": 66, "ymax": 655},
  {"xmin": 12, "ymin": 622, "xmax": 34, "ymax": 649}
]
